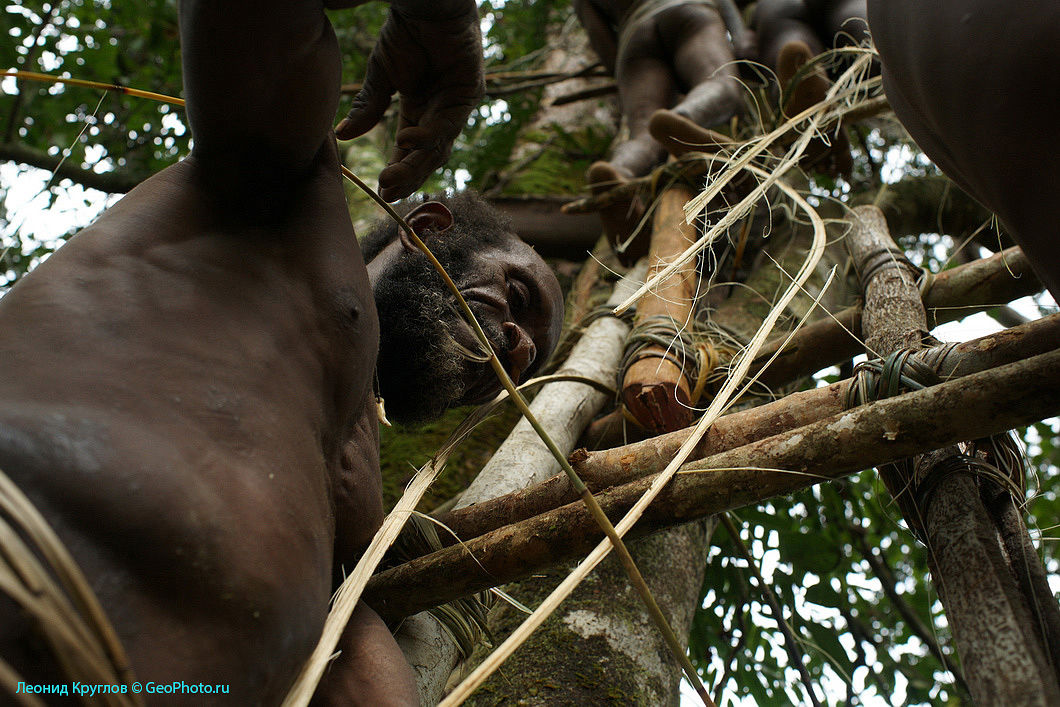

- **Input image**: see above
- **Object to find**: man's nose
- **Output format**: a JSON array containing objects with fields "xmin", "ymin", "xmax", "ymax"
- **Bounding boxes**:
[{"xmin": 502, "ymin": 321, "xmax": 537, "ymax": 383}]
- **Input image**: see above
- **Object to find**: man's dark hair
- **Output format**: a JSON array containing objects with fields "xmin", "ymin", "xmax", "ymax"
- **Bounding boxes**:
[
  {"xmin": 359, "ymin": 190, "xmax": 512, "ymax": 262},
  {"xmin": 366, "ymin": 190, "xmax": 518, "ymax": 426}
]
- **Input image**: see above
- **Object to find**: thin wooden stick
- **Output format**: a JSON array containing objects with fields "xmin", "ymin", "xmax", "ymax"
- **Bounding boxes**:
[
  {"xmin": 1, "ymin": 70, "xmax": 184, "ymax": 106},
  {"xmin": 721, "ymin": 514, "xmax": 822, "ymax": 707}
]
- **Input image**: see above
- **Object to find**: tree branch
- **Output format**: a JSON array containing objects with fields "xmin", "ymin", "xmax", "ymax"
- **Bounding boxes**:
[
  {"xmin": 0, "ymin": 142, "xmax": 142, "ymax": 194},
  {"xmin": 748, "ymin": 246, "xmax": 1041, "ymax": 391},
  {"xmin": 434, "ymin": 313, "xmax": 1060, "ymax": 544},
  {"xmin": 367, "ymin": 348, "xmax": 1060, "ymax": 621}
]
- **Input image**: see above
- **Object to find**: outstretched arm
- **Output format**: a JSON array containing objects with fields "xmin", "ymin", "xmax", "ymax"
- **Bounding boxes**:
[
  {"xmin": 179, "ymin": 0, "xmax": 483, "ymax": 200},
  {"xmin": 179, "ymin": 0, "xmax": 344, "ymax": 181}
]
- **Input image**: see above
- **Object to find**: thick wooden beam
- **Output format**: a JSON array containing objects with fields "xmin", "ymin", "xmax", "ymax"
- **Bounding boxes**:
[{"xmin": 621, "ymin": 186, "xmax": 699, "ymax": 432}]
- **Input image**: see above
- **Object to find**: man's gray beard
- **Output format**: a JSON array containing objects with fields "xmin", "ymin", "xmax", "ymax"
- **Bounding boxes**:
[{"xmin": 375, "ymin": 282, "xmax": 472, "ymax": 427}]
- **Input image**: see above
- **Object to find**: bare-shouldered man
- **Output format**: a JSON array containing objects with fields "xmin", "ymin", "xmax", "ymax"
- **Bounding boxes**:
[{"xmin": 0, "ymin": 1, "xmax": 559, "ymax": 703}]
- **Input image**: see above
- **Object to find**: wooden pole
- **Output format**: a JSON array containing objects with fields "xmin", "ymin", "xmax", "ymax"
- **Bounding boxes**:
[
  {"xmin": 749, "ymin": 245, "xmax": 1041, "ymax": 392},
  {"xmin": 846, "ymin": 205, "xmax": 1060, "ymax": 705},
  {"xmin": 431, "ymin": 314, "xmax": 1060, "ymax": 546},
  {"xmin": 621, "ymin": 186, "xmax": 700, "ymax": 432},
  {"xmin": 583, "ymin": 245, "xmax": 1043, "ymax": 448},
  {"xmin": 364, "ymin": 349, "xmax": 1060, "ymax": 622}
]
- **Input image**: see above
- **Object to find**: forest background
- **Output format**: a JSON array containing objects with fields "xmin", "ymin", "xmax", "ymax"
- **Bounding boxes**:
[{"xmin": 2, "ymin": 1, "xmax": 1059, "ymax": 704}]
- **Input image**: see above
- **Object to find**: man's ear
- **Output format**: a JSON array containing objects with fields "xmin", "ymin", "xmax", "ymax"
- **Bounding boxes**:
[{"xmin": 400, "ymin": 201, "xmax": 454, "ymax": 252}]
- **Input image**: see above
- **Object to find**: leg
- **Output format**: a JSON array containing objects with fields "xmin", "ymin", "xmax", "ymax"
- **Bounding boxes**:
[
  {"xmin": 648, "ymin": 111, "xmax": 756, "ymax": 200},
  {"xmin": 612, "ymin": 54, "xmax": 676, "ymax": 178},
  {"xmin": 586, "ymin": 24, "xmax": 676, "ymax": 264},
  {"xmin": 659, "ymin": 4, "xmax": 743, "ymax": 129},
  {"xmin": 758, "ymin": 0, "xmax": 851, "ymax": 175},
  {"xmin": 311, "ymin": 602, "xmax": 419, "ymax": 707},
  {"xmin": 649, "ymin": 111, "xmax": 737, "ymax": 158},
  {"xmin": 753, "ymin": 0, "xmax": 827, "ymax": 117},
  {"xmin": 754, "ymin": 0, "xmax": 823, "ymax": 71}
]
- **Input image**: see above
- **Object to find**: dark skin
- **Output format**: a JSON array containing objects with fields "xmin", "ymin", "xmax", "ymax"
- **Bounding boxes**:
[
  {"xmin": 0, "ymin": 0, "xmax": 562, "ymax": 703},
  {"xmin": 867, "ymin": 1, "xmax": 1060, "ymax": 301},
  {"xmin": 367, "ymin": 198, "xmax": 565, "ymax": 425},
  {"xmin": 575, "ymin": 0, "xmax": 744, "ymax": 261},
  {"xmin": 753, "ymin": 0, "xmax": 868, "ymax": 77},
  {"xmin": 749, "ymin": 0, "xmax": 868, "ymax": 174}
]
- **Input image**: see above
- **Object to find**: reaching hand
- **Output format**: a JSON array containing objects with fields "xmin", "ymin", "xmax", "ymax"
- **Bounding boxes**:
[{"xmin": 335, "ymin": 2, "xmax": 485, "ymax": 202}]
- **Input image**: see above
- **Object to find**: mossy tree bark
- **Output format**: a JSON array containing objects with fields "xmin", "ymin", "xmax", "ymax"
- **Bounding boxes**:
[{"xmin": 847, "ymin": 205, "xmax": 1060, "ymax": 705}]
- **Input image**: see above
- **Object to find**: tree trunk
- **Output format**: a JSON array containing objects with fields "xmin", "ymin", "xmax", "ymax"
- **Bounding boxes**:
[{"xmin": 463, "ymin": 520, "xmax": 716, "ymax": 706}]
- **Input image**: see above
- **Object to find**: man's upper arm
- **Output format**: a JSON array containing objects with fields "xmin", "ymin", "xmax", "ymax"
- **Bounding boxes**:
[{"xmin": 179, "ymin": 0, "xmax": 342, "ymax": 178}]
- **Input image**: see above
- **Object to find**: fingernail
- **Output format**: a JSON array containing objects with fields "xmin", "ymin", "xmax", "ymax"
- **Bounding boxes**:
[{"xmin": 335, "ymin": 118, "xmax": 351, "ymax": 136}]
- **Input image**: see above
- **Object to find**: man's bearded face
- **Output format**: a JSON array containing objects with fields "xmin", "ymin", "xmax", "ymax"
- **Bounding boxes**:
[{"xmin": 373, "ymin": 236, "xmax": 507, "ymax": 426}]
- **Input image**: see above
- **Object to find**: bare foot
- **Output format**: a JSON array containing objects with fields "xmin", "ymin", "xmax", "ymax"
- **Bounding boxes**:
[
  {"xmin": 649, "ymin": 110, "xmax": 754, "ymax": 198},
  {"xmin": 648, "ymin": 109, "xmax": 735, "ymax": 159},
  {"xmin": 776, "ymin": 41, "xmax": 852, "ymax": 177},
  {"xmin": 586, "ymin": 161, "xmax": 650, "ymax": 265},
  {"xmin": 777, "ymin": 40, "xmax": 829, "ymax": 117}
]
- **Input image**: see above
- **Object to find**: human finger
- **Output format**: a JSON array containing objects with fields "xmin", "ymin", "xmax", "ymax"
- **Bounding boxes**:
[
  {"xmin": 336, "ymin": 61, "xmax": 395, "ymax": 140},
  {"xmin": 377, "ymin": 145, "xmax": 448, "ymax": 202}
]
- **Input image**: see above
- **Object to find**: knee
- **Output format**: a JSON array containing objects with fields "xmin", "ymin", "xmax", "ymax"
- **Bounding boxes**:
[{"xmin": 311, "ymin": 603, "xmax": 419, "ymax": 707}]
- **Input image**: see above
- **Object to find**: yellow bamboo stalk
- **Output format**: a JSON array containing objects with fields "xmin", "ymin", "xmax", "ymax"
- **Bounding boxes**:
[{"xmin": 2, "ymin": 70, "xmax": 185, "ymax": 106}]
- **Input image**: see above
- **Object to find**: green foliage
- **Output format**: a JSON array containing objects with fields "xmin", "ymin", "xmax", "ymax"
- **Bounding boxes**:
[
  {"xmin": 690, "ymin": 424, "xmax": 1060, "ymax": 707},
  {"xmin": 691, "ymin": 478, "xmax": 963, "ymax": 706},
  {"xmin": 378, "ymin": 404, "xmax": 522, "ymax": 512},
  {"xmin": 4, "ymin": 4, "xmax": 1060, "ymax": 706},
  {"xmin": 453, "ymin": 0, "xmax": 566, "ymax": 190},
  {"xmin": 3, "ymin": 1, "xmax": 185, "ymax": 180},
  {"xmin": 493, "ymin": 122, "xmax": 613, "ymax": 196}
]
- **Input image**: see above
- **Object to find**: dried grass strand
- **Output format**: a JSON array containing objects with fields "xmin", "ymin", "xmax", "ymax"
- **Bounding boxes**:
[
  {"xmin": 442, "ymin": 159, "xmax": 828, "ymax": 705},
  {"xmin": 615, "ymin": 50, "xmax": 879, "ymax": 314}
]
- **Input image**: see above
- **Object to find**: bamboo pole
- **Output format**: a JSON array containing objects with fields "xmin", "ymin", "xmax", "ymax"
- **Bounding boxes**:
[
  {"xmin": 621, "ymin": 186, "xmax": 700, "ymax": 432},
  {"xmin": 365, "ymin": 348, "xmax": 1060, "ymax": 621}
]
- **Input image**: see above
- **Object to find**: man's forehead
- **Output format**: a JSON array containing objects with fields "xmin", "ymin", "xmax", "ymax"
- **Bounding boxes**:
[{"xmin": 464, "ymin": 230, "xmax": 535, "ymax": 259}]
